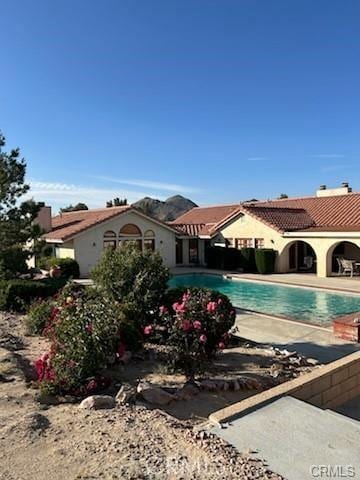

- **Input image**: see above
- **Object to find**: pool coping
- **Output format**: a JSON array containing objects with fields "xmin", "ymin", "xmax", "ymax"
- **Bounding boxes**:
[{"xmin": 171, "ymin": 271, "xmax": 360, "ymax": 328}]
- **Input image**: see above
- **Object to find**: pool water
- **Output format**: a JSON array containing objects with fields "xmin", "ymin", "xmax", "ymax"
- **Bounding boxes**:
[{"xmin": 169, "ymin": 274, "xmax": 360, "ymax": 325}]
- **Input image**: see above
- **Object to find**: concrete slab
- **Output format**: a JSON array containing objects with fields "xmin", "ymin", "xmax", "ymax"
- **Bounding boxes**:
[
  {"xmin": 212, "ymin": 396, "xmax": 360, "ymax": 480},
  {"xmin": 235, "ymin": 311, "xmax": 359, "ymax": 363}
]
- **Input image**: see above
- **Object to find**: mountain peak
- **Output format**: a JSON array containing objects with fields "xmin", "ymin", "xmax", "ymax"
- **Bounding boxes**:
[{"xmin": 133, "ymin": 195, "xmax": 197, "ymax": 221}]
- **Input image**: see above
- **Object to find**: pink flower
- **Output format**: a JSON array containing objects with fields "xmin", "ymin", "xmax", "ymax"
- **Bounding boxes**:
[
  {"xmin": 159, "ymin": 305, "xmax": 168, "ymax": 315},
  {"xmin": 199, "ymin": 334, "xmax": 207, "ymax": 344},
  {"xmin": 144, "ymin": 325, "xmax": 153, "ymax": 335},
  {"xmin": 206, "ymin": 301, "xmax": 217, "ymax": 313},
  {"xmin": 193, "ymin": 320, "xmax": 202, "ymax": 330},
  {"xmin": 218, "ymin": 342, "xmax": 225, "ymax": 350},
  {"xmin": 173, "ymin": 302, "xmax": 186, "ymax": 313},
  {"xmin": 86, "ymin": 379, "xmax": 98, "ymax": 393},
  {"xmin": 217, "ymin": 298, "xmax": 223, "ymax": 305},
  {"xmin": 181, "ymin": 320, "xmax": 192, "ymax": 332},
  {"xmin": 182, "ymin": 291, "xmax": 191, "ymax": 302}
]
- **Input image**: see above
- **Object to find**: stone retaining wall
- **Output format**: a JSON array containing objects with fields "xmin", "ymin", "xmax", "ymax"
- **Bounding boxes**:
[{"xmin": 210, "ymin": 351, "xmax": 360, "ymax": 424}]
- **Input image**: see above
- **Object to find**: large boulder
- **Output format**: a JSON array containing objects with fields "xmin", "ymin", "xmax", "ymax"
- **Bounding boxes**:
[{"xmin": 79, "ymin": 395, "xmax": 115, "ymax": 410}]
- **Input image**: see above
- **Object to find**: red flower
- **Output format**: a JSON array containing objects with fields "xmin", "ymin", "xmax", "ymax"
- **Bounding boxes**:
[
  {"xmin": 218, "ymin": 341, "xmax": 225, "ymax": 350},
  {"xmin": 86, "ymin": 379, "xmax": 98, "ymax": 393},
  {"xmin": 193, "ymin": 320, "xmax": 202, "ymax": 330},
  {"xmin": 181, "ymin": 320, "xmax": 192, "ymax": 332},
  {"xmin": 144, "ymin": 325, "xmax": 153, "ymax": 335},
  {"xmin": 199, "ymin": 334, "xmax": 207, "ymax": 344}
]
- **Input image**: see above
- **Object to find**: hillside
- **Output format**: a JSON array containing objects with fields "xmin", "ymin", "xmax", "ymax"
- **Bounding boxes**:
[{"xmin": 133, "ymin": 195, "xmax": 197, "ymax": 221}]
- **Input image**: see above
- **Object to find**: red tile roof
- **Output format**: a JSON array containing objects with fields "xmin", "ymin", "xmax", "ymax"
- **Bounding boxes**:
[
  {"xmin": 250, "ymin": 192, "xmax": 360, "ymax": 232},
  {"xmin": 44, "ymin": 206, "xmax": 132, "ymax": 242},
  {"xmin": 44, "ymin": 206, "xmax": 179, "ymax": 242},
  {"xmin": 172, "ymin": 192, "xmax": 360, "ymax": 236}
]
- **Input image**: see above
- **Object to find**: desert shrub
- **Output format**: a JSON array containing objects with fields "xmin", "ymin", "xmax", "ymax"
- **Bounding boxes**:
[
  {"xmin": 0, "ymin": 278, "xmax": 66, "ymax": 312},
  {"xmin": 38, "ymin": 257, "xmax": 80, "ymax": 279},
  {"xmin": 255, "ymin": 249, "xmax": 277, "ymax": 274},
  {"xmin": 91, "ymin": 242, "xmax": 169, "ymax": 325},
  {"xmin": 240, "ymin": 247, "xmax": 256, "ymax": 272},
  {"xmin": 150, "ymin": 287, "xmax": 236, "ymax": 378},
  {"xmin": 26, "ymin": 298, "xmax": 54, "ymax": 335},
  {"xmin": 37, "ymin": 287, "xmax": 142, "ymax": 395}
]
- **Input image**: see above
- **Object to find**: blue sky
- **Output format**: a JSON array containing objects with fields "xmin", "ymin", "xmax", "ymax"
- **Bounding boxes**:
[{"xmin": 1, "ymin": 0, "xmax": 360, "ymax": 210}]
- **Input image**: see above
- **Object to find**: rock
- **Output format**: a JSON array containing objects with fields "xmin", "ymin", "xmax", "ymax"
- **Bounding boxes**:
[
  {"xmin": 115, "ymin": 384, "xmax": 137, "ymax": 405},
  {"xmin": 79, "ymin": 395, "xmax": 115, "ymax": 410},
  {"xmin": 137, "ymin": 383, "xmax": 176, "ymax": 406},
  {"xmin": 176, "ymin": 382, "xmax": 200, "ymax": 400},
  {"xmin": 200, "ymin": 380, "xmax": 217, "ymax": 392}
]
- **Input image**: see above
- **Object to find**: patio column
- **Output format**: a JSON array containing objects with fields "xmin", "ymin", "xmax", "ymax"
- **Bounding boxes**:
[{"xmin": 316, "ymin": 250, "xmax": 329, "ymax": 278}]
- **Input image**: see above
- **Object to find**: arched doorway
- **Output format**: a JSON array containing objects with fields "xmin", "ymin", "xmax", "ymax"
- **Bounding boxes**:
[
  {"xmin": 285, "ymin": 241, "xmax": 317, "ymax": 273},
  {"xmin": 327, "ymin": 241, "xmax": 360, "ymax": 276}
]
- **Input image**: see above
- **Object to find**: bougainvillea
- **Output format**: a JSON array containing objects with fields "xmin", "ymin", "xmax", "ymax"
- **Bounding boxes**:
[{"xmin": 155, "ymin": 287, "xmax": 236, "ymax": 378}]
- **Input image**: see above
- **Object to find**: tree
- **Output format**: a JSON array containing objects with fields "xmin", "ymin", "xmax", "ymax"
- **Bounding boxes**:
[
  {"xmin": 0, "ymin": 132, "xmax": 41, "ymax": 278},
  {"xmin": 278, "ymin": 193, "xmax": 288, "ymax": 199},
  {"xmin": 60, "ymin": 202, "xmax": 88, "ymax": 213},
  {"xmin": 106, "ymin": 197, "xmax": 128, "ymax": 207}
]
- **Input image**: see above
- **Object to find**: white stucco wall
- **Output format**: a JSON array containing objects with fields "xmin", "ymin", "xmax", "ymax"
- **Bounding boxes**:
[{"xmin": 71, "ymin": 211, "xmax": 177, "ymax": 277}]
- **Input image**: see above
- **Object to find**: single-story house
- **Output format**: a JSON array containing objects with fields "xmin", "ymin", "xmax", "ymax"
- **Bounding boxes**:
[
  {"xmin": 39, "ymin": 183, "xmax": 360, "ymax": 278},
  {"xmin": 171, "ymin": 183, "xmax": 360, "ymax": 278},
  {"xmin": 40, "ymin": 206, "xmax": 182, "ymax": 277}
]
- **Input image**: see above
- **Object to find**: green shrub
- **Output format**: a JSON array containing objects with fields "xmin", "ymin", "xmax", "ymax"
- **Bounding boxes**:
[
  {"xmin": 26, "ymin": 299, "xmax": 54, "ymax": 335},
  {"xmin": 156, "ymin": 287, "xmax": 236, "ymax": 378},
  {"xmin": 240, "ymin": 248, "xmax": 256, "ymax": 272},
  {"xmin": 255, "ymin": 249, "xmax": 277, "ymax": 274},
  {"xmin": 91, "ymin": 242, "xmax": 169, "ymax": 325},
  {"xmin": 38, "ymin": 287, "xmax": 142, "ymax": 395},
  {"xmin": 38, "ymin": 257, "xmax": 80, "ymax": 279},
  {"xmin": 0, "ymin": 278, "xmax": 66, "ymax": 312},
  {"xmin": 206, "ymin": 246, "xmax": 243, "ymax": 270}
]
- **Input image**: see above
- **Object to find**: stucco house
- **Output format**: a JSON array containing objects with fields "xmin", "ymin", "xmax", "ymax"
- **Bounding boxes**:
[
  {"xmin": 40, "ymin": 183, "xmax": 360, "ymax": 278},
  {"xmin": 41, "ymin": 206, "xmax": 182, "ymax": 277},
  {"xmin": 172, "ymin": 183, "xmax": 360, "ymax": 278}
]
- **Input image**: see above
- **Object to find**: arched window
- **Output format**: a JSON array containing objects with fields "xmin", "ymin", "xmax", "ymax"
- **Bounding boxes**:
[
  {"xmin": 103, "ymin": 230, "xmax": 116, "ymax": 249},
  {"xmin": 144, "ymin": 229, "xmax": 155, "ymax": 251},
  {"xmin": 119, "ymin": 224, "xmax": 142, "ymax": 236},
  {"xmin": 119, "ymin": 224, "xmax": 142, "ymax": 250}
]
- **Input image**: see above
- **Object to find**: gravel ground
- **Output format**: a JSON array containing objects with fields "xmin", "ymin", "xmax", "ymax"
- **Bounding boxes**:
[{"xmin": 0, "ymin": 312, "xmax": 285, "ymax": 480}]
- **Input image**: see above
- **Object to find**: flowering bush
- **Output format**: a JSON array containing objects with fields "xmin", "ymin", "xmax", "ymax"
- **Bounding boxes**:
[
  {"xmin": 152, "ymin": 287, "xmax": 236, "ymax": 378},
  {"xmin": 36, "ymin": 285, "xmax": 142, "ymax": 395}
]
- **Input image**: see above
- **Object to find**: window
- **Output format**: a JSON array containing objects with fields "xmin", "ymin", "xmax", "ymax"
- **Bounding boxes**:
[
  {"xmin": 144, "ymin": 229, "xmax": 155, "ymax": 251},
  {"xmin": 119, "ymin": 224, "xmax": 142, "ymax": 250},
  {"xmin": 103, "ymin": 231, "xmax": 116, "ymax": 249},
  {"xmin": 235, "ymin": 238, "xmax": 252, "ymax": 249},
  {"xmin": 255, "ymin": 238, "xmax": 264, "ymax": 249},
  {"xmin": 189, "ymin": 239, "xmax": 199, "ymax": 263},
  {"xmin": 176, "ymin": 238, "xmax": 183, "ymax": 264}
]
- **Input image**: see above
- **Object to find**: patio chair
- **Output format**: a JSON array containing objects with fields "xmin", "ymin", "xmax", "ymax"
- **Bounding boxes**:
[
  {"xmin": 336, "ymin": 257, "xmax": 343, "ymax": 275},
  {"xmin": 339, "ymin": 258, "xmax": 356, "ymax": 277}
]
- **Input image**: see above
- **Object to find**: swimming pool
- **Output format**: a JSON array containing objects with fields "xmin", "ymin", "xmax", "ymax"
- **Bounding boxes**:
[{"xmin": 169, "ymin": 274, "xmax": 360, "ymax": 325}]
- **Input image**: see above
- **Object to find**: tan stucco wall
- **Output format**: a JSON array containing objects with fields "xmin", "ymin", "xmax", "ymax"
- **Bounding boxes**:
[
  {"xmin": 219, "ymin": 213, "xmax": 360, "ymax": 277},
  {"xmin": 71, "ymin": 211, "xmax": 177, "ymax": 277},
  {"xmin": 55, "ymin": 241, "xmax": 75, "ymax": 260}
]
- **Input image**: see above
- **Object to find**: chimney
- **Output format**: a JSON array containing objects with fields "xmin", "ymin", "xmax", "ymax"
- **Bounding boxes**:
[
  {"xmin": 316, "ymin": 183, "xmax": 352, "ymax": 197},
  {"xmin": 34, "ymin": 204, "xmax": 52, "ymax": 233}
]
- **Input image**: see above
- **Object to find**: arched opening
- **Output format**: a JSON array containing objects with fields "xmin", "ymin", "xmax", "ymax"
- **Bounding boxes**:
[
  {"xmin": 144, "ymin": 229, "xmax": 155, "ymax": 251},
  {"xmin": 327, "ymin": 241, "xmax": 360, "ymax": 276},
  {"xmin": 119, "ymin": 224, "xmax": 142, "ymax": 250},
  {"xmin": 103, "ymin": 230, "xmax": 116, "ymax": 249},
  {"xmin": 284, "ymin": 241, "xmax": 317, "ymax": 273}
]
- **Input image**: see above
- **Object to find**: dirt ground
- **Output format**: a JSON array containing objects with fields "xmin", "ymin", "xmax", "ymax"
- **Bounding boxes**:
[{"xmin": 0, "ymin": 312, "xmax": 312, "ymax": 479}]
